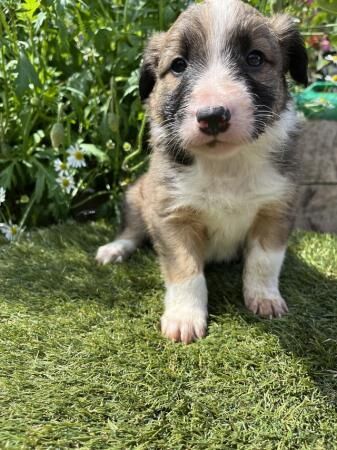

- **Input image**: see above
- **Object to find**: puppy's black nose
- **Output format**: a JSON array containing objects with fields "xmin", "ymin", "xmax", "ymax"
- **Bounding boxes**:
[{"xmin": 196, "ymin": 106, "xmax": 231, "ymax": 135}]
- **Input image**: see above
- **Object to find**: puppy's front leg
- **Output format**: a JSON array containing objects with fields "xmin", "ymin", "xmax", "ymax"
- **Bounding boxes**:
[
  {"xmin": 155, "ymin": 215, "xmax": 208, "ymax": 343},
  {"xmin": 162, "ymin": 273, "xmax": 208, "ymax": 344},
  {"xmin": 243, "ymin": 206, "xmax": 291, "ymax": 318}
]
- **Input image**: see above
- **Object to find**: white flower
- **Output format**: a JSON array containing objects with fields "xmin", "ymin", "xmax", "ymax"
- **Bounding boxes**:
[
  {"xmin": 0, "ymin": 223, "xmax": 19, "ymax": 241},
  {"xmin": 0, "ymin": 187, "xmax": 5, "ymax": 205},
  {"xmin": 54, "ymin": 158, "xmax": 69, "ymax": 175},
  {"xmin": 56, "ymin": 174, "xmax": 75, "ymax": 194},
  {"xmin": 67, "ymin": 144, "xmax": 86, "ymax": 168},
  {"xmin": 82, "ymin": 46, "xmax": 99, "ymax": 62}
]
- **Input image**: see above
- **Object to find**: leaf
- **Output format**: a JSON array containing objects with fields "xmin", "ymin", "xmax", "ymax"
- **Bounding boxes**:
[
  {"xmin": 34, "ymin": 171, "xmax": 45, "ymax": 202},
  {"xmin": 122, "ymin": 69, "xmax": 140, "ymax": 100},
  {"xmin": 15, "ymin": 51, "xmax": 41, "ymax": 96},
  {"xmin": 81, "ymin": 144, "xmax": 108, "ymax": 163},
  {"xmin": 0, "ymin": 162, "xmax": 16, "ymax": 189},
  {"xmin": 316, "ymin": 55, "xmax": 331, "ymax": 71},
  {"xmin": 163, "ymin": 5, "xmax": 176, "ymax": 23},
  {"xmin": 316, "ymin": 0, "xmax": 337, "ymax": 14},
  {"xmin": 65, "ymin": 71, "xmax": 93, "ymax": 102},
  {"xmin": 32, "ymin": 159, "xmax": 55, "ymax": 184},
  {"xmin": 34, "ymin": 11, "xmax": 47, "ymax": 32},
  {"xmin": 18, "ymin": 0, "xmax": 41, "ymax": 21},
  {"xmin": 331, "ymin": 35, "xmax": 337, "ymax": 47},
  {"xmin": 94, "ymin": 29, "xmax": 112, "ymax": 54},
  {"xmin": 54, "ymin": 0, "xmax": 70, "ymax": 52}
]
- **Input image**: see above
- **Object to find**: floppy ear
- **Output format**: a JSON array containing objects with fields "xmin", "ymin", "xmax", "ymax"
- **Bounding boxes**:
[
  {"xmin": 139, "ymin": 32, "xmax": 166, "ymax": 102},
  {"xmin": 270, "ymin": 15, "xmax": 308, "ymax": 86}
]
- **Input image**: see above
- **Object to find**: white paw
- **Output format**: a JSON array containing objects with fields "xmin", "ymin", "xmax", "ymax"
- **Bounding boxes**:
[
  {"xmin": 161, "ymin": 307, "xmax": 207, "ymax": 344},
  {"xmin": 162, "ymin": 274, "xmax": 208, "ymax": 343},
  {"xmin": 245, "ymin": 292, "xmax": 288, "ymax": 318},
  {"xmin": 95, "ymin": 239, "xmax": 135, "ymax": 265}
]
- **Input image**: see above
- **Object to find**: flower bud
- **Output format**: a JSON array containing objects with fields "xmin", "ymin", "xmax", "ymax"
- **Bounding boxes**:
[
  {"xmin": 50, "ymin": 123, "xmax": 65, "ymax": 148},
  {"xmin": 106, "ymin": 140, "xmax": 116, "ymax": 150},
  {"xmin": 123, "ymin": 142, "xmax": 132, "ymax": 152},
  {"xmin": 107, "ymin": 113, "xmax": 118, "ymax": 133},
  {"xmin": 30, "ymin": 97, "xmax": 39, "ymax": 106}
]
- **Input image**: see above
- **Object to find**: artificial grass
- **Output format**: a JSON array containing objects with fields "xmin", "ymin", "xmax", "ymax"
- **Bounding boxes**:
[{"xmin": 0, "ymin": 222, "xmax": 337, "ymax": 449}]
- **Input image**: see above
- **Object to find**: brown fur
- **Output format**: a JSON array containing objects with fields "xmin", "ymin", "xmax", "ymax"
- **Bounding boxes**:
[{"xmin": 249, "ymin": 201, "xmax": 295, "ymax": 250}]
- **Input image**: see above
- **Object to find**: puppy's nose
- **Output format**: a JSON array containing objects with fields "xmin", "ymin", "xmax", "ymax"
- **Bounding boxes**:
[{"xmin": 196, "ymin": 106, "xmax": 231, "ymax": 135}]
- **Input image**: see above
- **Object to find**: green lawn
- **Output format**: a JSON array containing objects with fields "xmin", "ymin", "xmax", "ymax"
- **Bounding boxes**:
[{"xmin": 1, "ymin": 223, "xmax": 337, "ymax": 449}]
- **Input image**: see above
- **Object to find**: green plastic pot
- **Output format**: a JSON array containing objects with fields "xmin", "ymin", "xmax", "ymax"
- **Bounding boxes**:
[{"xmin": 294, "ymin": 81, "xmax": 337, "ymax": 120}]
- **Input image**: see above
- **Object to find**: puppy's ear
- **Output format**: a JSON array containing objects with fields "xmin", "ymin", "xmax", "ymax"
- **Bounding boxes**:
[
  {"xmin": 139, "ymin": 32, "xmax": 166, "ymax": 102},
  {"xmin": 270, "ymin": 15, "xmax": 308, "ymax": 86}
]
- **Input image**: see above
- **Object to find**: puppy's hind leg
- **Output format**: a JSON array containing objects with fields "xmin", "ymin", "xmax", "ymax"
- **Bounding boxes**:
[{"xmin": 96, "ymin": 180, "xmax": 146, "ymax": 265}]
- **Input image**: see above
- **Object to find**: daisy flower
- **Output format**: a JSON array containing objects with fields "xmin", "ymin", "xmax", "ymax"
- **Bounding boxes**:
[
  {"xmin": 0, "ymin": 187, "xmax": 5, "ymax": 205},
  {"xmin": 56, "ymin": 174, "xmax": 75, "ymax": 194},
  {"xmin": 0, "ymin": 223, "xmax": 19, "ymax": 241},
  {"xmin": 54, "ymin": 158, "xmax": 69, "ymax": 175},
  {"xmin": 67, "ymin": 144, "xmax": 86, "ymax": 168}
]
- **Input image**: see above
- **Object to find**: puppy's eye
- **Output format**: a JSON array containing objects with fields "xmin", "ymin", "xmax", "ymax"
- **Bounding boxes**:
[
  {"xmin": 170, "ymin": 57, "xmax": 187, "ymax": 75},
  {"xmin": 246, "ymin": 50, "xmax": 265, "ymax": 67}
]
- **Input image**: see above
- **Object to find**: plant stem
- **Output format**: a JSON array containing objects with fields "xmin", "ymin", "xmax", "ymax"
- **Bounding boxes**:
[
  {"xmin": 71, "ymin": 190, "xmax": 110, "ymax": 209},
  {"xmin": 19, "ymin": 194, "xmax": 36, "ymax": 230},
  {"xmin": 159, "ymin": 0, "xmax": 164, "ymax": 30}
]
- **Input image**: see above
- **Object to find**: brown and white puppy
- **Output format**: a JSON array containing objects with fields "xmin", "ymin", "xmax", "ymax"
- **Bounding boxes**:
[{"xmin": 96, "ymin": 0, "xmax": 308, "ymax": 343}]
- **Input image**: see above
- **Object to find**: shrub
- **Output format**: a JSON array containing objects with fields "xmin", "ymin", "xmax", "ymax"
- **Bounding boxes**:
[{"xmin": 0, "ymin": 0, "xmax": 189, "ymax": 229}]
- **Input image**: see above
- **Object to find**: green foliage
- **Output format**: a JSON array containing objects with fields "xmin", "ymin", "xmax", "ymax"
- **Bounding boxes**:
[
  {"xmin": 0, "ymin": 0, "xmax": 188, "ymax": 227},
  {"xmin": 0, "ymin": 0, "xmax": 336, "ymax": 229}
]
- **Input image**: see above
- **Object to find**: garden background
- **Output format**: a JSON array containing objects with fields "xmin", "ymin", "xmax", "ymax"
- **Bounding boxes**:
[
  {"xmin": 1, "ymin": 1, "xmax": 337, "ymax": 448},
  {"xmin": 0, "ymin": 0, "xmax": 337, "ymax": 238}
]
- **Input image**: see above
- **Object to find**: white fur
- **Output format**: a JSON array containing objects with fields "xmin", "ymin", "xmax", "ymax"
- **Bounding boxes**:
[
  {"xmin": 161, "ymin": 274, "xmax": 208, "ymax": 343},
  {"xmin": 179, "ymin": 4, "xmax": 256, "ymax": 151},
  {"xmin": 208, "ymin": 0, "xmax": 244, "ymax": 58},
  {"xmin": 169, "ymin": 107, "xmax": 297, "ymax": 262},
  {"xmin": 96, "ymin": 239, "xmax": 136, "ymax": 265},
  {"xmin": 243, "ymin": 240, "xmax": 288, "ymax": 317}
]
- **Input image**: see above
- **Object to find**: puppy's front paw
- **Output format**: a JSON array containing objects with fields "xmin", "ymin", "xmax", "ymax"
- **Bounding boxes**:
[
  {"xmin": 161, "ymin": 307, "xmax": 207, "ymax": 344},
  {"xmin": 95, "ymin": 239, "xmax": 135, "ymax": 265},
  {"xmin": 245, "ymin": 293, "xmax": 288, "ymax": 318}
]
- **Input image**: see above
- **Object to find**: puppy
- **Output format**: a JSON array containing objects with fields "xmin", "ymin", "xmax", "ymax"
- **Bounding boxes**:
[{"xmin": 96, "ymin": 0, "xmax": 308, "ymax": 343}]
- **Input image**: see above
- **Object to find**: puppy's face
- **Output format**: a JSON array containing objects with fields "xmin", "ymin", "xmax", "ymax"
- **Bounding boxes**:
[{"xmin": 140, "ymin": 0, "xmax": 308, "ymax": 160}]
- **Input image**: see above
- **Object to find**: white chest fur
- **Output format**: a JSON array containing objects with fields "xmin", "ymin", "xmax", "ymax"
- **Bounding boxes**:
[{"xmin": 169, "ymin": 147, "xmax": 291, "ymax": 263}]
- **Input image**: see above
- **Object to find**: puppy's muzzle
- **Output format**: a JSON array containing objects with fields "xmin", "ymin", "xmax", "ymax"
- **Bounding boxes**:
[{"xmin": 196, "ymin": 106, "xmax": 231, "ymax": 136}]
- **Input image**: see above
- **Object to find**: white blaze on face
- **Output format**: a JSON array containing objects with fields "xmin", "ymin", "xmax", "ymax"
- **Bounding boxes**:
[
  {"xmin": 179, "ymin": 0, "xmax": 256, "ymax": 152},
  {"xmin": 207, "ymin": 0, "xmax": 245, "ymax": 54}
]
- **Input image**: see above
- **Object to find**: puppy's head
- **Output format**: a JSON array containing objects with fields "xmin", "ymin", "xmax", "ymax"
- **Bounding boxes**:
[{"xmin": 140, "ymin": 0, "xmax": 308, "ymax": 160}]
